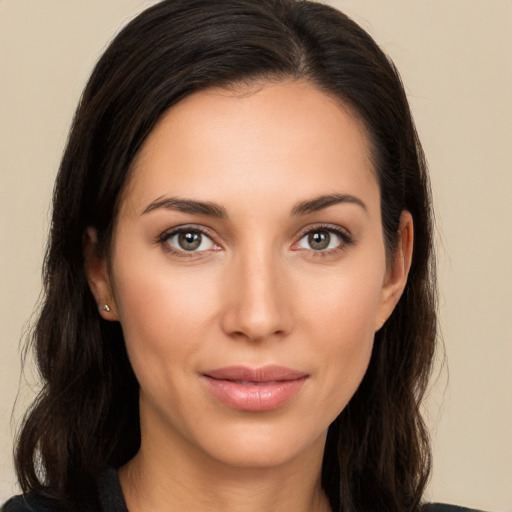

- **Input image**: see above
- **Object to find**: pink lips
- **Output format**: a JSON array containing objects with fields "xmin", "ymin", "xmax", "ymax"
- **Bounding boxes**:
[{"xmin": 201, "ymin": 366, "xmax": 308, "ymax": 412}]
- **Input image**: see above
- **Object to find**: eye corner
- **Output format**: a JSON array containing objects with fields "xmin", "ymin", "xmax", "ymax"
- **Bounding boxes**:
[
  {"xmin": 292, "ymin": 224, "xmax": 355, "ymax": 256},
  {"xmin": 156, "ymin": 224, "xmax": 222, "ymax": 257}
]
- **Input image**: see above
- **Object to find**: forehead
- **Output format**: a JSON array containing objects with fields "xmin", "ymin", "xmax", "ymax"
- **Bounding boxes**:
[{"xmin": 121, "ymin": 81, "xmax": 378, "ymax": 216}]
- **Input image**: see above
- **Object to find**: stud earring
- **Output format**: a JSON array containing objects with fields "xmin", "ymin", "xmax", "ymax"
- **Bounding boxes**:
[{"xmin": 101, "ymin": 304, "xmax": 111, "ymax": 313}]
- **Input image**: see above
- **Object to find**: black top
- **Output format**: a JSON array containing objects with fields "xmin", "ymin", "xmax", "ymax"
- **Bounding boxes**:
[
  {"xmin": 1, "ymin": 469, "xmax": 486, "ymax": 512},
  {"xmin": 1, "ymin": 468, "xmax": 128, "ymax": 512}
]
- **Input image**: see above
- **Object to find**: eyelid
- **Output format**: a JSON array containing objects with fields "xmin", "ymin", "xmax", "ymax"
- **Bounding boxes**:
[
  {"xmin": 157, "ymin": 224, "xmax": 222, "ymax": 256},
  {"xmin": 156, "ymin": 222, "xmax": 353, "ymax": 257},
  {"xmin": 292, "ymin": 223, "xmax": 354, "ymax": 253}
]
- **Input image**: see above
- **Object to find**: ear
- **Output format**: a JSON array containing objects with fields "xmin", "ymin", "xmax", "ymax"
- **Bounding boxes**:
[
  {"xmin": 83, "ymin": 227, "xmax": 119, "ymax": 321},
  {"xmin": 375, "ymin": 211, "xmax": 414, "ymax": 331}
]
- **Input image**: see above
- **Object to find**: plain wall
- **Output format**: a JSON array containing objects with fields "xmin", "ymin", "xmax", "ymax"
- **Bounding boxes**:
[{"xmin": 1, "ymin": 0, "xmax": 511, "ymax": 509}]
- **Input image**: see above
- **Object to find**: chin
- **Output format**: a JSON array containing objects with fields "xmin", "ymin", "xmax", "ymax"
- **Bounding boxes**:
[{"xmin": 190, "ymin": 415, "xmax": 329, "ymax": 471}]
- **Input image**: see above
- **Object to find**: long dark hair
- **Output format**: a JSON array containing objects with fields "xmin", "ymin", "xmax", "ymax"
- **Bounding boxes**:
[{"xmin": 15, "ymin": 1, "xmax": 436, "ymax": 511}]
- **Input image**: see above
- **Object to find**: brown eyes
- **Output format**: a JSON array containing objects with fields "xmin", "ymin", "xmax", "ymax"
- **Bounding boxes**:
[
  {"xmin": 177, "ymin": 231, "xmax": 204, "ymax": 251},
  {"xmin": 165, "ymin": 229, "xmax": 216, "ymax": 252},
  {"xmin": 306, "ymin": 231, "xmax": 335, "ymax": 251},
  {"xmin": 159, "ymin": 225, "xmax": 353, "ymax": 256},
  {"xmin": 295, "ymin": 226, "xmax": 353, "ymax": 253}
]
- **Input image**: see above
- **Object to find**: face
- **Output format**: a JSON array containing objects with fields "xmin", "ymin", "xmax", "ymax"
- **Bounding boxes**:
[{"xmin": 87, "ymin": 81, "xmax": 411, "ymax": 471}]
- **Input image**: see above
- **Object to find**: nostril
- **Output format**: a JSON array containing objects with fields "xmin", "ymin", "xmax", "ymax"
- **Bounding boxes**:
[{"xmin": 219, "ymin": 258, "xmax": 293, "ymax": 342}]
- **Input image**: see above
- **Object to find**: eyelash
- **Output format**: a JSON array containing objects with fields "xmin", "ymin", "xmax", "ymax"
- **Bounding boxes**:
[
  {"xmin": 157, "ymin": 225, "xmax": 218, "ymax": 258},
  {"xmin": 156, "ymin": 224, "xmax": 354, "ymax": 258},
  {"xmin": 293, "ymin": 224, "xmax": 354, "ymax": 257}
]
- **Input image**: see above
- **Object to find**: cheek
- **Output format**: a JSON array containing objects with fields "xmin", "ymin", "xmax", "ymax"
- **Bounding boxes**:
[
  {"xmin": 302, "ymin": 259, "xmax": 385, "ymax": 341},
  {"xmin": 110, "ymin": 251, "xmax": 220, "ymax": 388},
  {"xmin": 297, "ymin": 259, "xmax": 385, "ymax": 410},
  {"xmin": 113, "ymin": 246, "xmax": 216, "ymax": 330}
]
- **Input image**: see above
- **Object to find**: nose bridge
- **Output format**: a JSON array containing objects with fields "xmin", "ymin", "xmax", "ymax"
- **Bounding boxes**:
[{"xmin": 222, "ymin": 242, "xmax": 291, "ymax": 342}]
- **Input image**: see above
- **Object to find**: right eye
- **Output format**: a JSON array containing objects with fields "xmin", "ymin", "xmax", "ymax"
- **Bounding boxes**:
[{"xmin": 162, "ymin": 228, "xmax": 217, "ymax": 254}]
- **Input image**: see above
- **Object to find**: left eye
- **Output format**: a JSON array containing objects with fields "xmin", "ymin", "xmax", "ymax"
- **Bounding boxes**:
[
  {"xmin": 296, "ymin": 229, "xmax": 344, "ymax": 251},
  {"xmin": 165, "ymin": 229, "xmax": 216, "ymax": 252}
]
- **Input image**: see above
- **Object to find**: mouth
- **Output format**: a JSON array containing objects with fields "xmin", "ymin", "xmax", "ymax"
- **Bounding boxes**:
[{"xmin": 201, "ymin": 365, "xmax": 309, "ymax": 412}]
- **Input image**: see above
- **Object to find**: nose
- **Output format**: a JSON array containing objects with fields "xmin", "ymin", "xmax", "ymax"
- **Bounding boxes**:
[{"xmin": 220, "ymin": 250, "xmax": 293, "ymax": 343}]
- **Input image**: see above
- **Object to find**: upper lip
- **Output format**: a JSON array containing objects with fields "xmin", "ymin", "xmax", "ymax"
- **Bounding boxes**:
[{"xmin": 203, "ymin": 365, "xmax": 308, "ymax": 382}]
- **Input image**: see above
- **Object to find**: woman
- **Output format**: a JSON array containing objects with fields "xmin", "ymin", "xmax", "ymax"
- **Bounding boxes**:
[{"xmin": 2, "ymin": 1, "xmax": 484, "ymax": 511}]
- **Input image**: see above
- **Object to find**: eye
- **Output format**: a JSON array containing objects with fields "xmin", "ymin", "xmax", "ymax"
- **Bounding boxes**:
[
  {"xmin": 295, "ymin": 227, "xmax": 351, "ymax": 252},
  {"xmin": 163, "ymin": 228, "xmax": 217, "ymax": 253}
]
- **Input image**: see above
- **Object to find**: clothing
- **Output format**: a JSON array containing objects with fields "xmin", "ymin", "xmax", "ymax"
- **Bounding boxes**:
[
  {"xmin": 1, "ymin": 468, "xmax": 128, "ymax": 512},
  {"xmin": 1, "ymin": 470, "xmax": 486, "ymax": 512},
  {"xmin": 423, "ymin": 508, "xmax": 486, "ymax": 512}
]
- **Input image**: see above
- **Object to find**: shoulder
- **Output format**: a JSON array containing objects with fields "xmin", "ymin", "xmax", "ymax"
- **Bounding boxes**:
[
  {"xmin": 1, "ymin": 493, "xmax": 96, "ymax": 512},
  {"xmin": 423, "ymin": 504, "xmax": 488, "ymax": 512},
  {"xmin": 1, "ymin": 494, "xmax": 57, "ymax": 512},
  {"xmin": 2, "ymin": 468, "xmax": 126, "ymax": 512}
]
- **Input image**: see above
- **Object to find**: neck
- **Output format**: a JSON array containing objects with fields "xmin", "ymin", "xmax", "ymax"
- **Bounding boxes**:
[{"xmin": 119, "ymin": 420, "xmax": 331, "ymax": 512}]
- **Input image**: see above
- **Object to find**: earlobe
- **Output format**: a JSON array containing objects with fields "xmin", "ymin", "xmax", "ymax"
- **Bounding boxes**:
[
  {"xmin": 375, "ymin": 211, "xmax": 414, "ymax": 331},
  {"xmin": 83, "ymin": 227, "xmax": 119, "ymax": 321}
]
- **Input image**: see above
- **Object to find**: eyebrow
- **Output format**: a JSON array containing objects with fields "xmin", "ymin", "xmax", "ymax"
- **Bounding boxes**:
[
  {"xmin": 141, "ymin": 196, "xmax": 228, "ymax": 218},
  {"xmin": 141, "ymin": 192, "xmax": 367, "ymax": 218},
  {"xmin": 291, "ymin": 193, "xmax": 367, "ymax": 216}
]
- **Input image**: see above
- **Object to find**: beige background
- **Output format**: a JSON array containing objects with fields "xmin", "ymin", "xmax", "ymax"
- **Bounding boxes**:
[{"xmin": 1, "ymin": 0, "xmax": 511, "ymax": 509}]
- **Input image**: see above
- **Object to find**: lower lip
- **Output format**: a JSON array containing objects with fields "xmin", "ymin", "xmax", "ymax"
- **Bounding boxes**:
[{"xmin": 202, "ymin": 376, "xmax": 307, "ymax": 412}]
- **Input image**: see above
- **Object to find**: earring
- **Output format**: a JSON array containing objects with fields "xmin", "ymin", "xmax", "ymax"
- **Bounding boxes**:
[{"xmin": 101, "ymin": 304, "xmax": 111, "ymax": 312}]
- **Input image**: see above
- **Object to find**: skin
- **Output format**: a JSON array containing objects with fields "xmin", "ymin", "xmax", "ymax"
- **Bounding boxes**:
[{"xmin": 85, "ymin": 81, "xmax": 413, "ymax": 512}]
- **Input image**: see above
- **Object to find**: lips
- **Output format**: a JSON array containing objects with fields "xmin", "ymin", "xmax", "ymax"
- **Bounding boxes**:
[{"xmin": 201, "ymin": 365, "xmax": 308, "ymax": 412}]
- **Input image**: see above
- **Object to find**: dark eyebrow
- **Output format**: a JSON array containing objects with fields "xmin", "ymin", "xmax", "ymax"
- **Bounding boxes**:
[
  {"xmin": 142, "ymin": 193, "xmax": 366, "ymax": 218},
  {"xmin": 141, "ymin": 196, "xmax": 228, "ymax": 218},
  {"xmin": 291, "ymin": 193, "xmax": 367, "ymax": 216}
]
